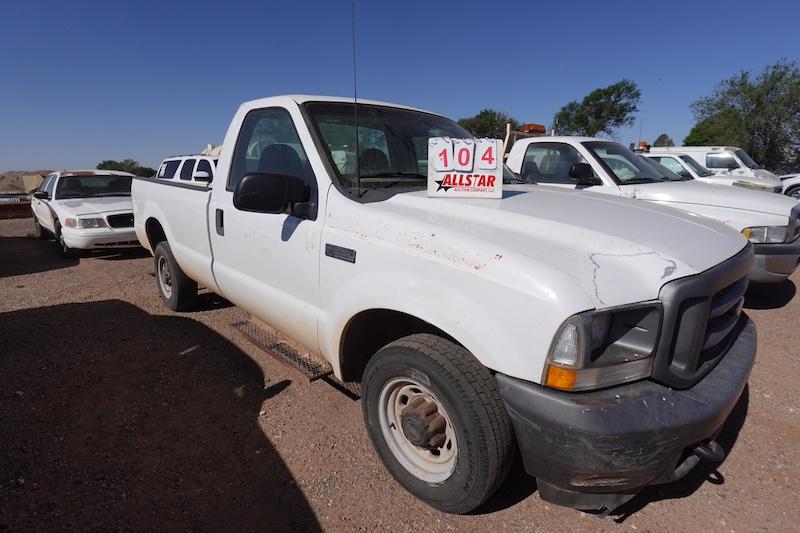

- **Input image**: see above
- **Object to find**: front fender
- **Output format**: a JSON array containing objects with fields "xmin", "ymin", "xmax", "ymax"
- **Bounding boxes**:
[{"xmin": 318, "ymin": 265, "xmax": 590, "ymax": 384}]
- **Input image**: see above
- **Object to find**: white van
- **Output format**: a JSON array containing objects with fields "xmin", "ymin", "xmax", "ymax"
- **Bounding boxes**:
[{"xmin": 649, "ymin": 146, "xmax": 782, "ymax": 192}]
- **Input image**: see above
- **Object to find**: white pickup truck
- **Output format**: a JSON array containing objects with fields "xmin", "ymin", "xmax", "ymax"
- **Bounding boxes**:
[
  {"xmin": 506, "ymin": 137, "xmax": 800, "ymax": 283},
  {"xmin": 132, "ymin": 95, "xmax": 757, "ymax": 514}
]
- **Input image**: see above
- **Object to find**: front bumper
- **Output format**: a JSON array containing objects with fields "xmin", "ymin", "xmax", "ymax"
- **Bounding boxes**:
[
  {"xmin": 750, "ymin": 238, "xmax": 800, "ymax": 282},
  {"xmin": 61, "ymin": 227, "xmax": 140, "ymax": 250},
  {"xmin": 496, "ymin": 316, "xmax": 756, "ymax": 512}
]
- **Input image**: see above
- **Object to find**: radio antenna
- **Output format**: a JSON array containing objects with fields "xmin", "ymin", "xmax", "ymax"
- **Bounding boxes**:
[{"xmin": 351, "ymin": 0, "xmax": 361, "ymax": 196}]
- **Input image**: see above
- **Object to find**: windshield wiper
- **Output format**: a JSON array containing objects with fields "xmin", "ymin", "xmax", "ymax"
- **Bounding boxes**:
[
  {"xmin": 358, "ymin": 172, "xmax": 427, "ymax": 188},
  {"xmin": 622, "ymin": 176, "xmax": 660, "ymax": 184}
]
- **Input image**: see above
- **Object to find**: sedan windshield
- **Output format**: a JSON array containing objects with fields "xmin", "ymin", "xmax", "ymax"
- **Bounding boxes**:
[
  {"xmin": 304, "ymin": 102, "xmax": 471, "ymax": 191},
  {"xmin": 679, "ymin": 155, "xmax": 715, "ymax": 177},
  {"xmin": 639, "ymin": 156, "xmax": 691, "ymax": 181},
  {"xmin": 55, "ymin": 175, "xmax": 132, "ymax": 199},
  {"xmin": 582, "ymin": 141, "xmax": 663, "ymax": 184},
  {"xmin": 735, "ymin": 149, "xmax": 763, "ymax": 170}
]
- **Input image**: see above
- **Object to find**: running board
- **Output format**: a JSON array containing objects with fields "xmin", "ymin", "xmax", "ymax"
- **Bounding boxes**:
[{"xmin": 232, "ymin": 318, "xmax": 361, "ymax": 398}]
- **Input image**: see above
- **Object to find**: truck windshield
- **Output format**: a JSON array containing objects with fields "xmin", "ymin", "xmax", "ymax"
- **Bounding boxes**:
[
  {"xmin": 679, "ymin": 155, "xmax": 715, "ymax": 177},
  {"xmin": 55, "ymin": 175, "xmax": 132, "ymax": 199},
  {"xmin": 734, "ymin": 149, "xmax": 763, "ymax": 170},
  {"xmin": 304, "ymin": 102, "xmax": 470, "ymax": 191},
  {"xmin": 582, "ymin": 141, "xmax": 663, "ymax": 184}
]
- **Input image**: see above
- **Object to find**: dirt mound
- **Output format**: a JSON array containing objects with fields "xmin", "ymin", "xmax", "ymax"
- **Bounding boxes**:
[{"xmin": 0, "ymin": 170, "xmax": 53, "ymax": 193}]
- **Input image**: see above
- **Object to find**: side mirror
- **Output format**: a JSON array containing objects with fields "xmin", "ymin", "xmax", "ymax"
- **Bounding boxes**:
[
  {"xmin": 33, "ymin": 191, "xmax": 50, "ymax": 200},
  {"xmin": 193, "ymin": 170, "xmax": 211, "ymax": 182},
  {"xmin": 569, "ymin": 163, "xmax": 602, "ymax": 185},
  {"xmin": 233, "ymin": 173, "xmax": 310, "ymax": 217}
]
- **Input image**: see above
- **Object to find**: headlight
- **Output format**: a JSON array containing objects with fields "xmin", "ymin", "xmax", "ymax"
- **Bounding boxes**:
[
  {"xmin": 64, "ymin": 217, "xmax": 107, "ymax": 229},
  {"xmin": 742, "ymin": 226, "xmax": 786, "ymax": 243},
  {"xmin": 543, "ymin": 305, "xmax": 661, "ymax": 391}
]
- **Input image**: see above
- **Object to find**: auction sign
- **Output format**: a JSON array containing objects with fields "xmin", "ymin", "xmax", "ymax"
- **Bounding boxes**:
[{"xmin": 427, "ymin": 137, "xmax": 503, "ymax": 198}]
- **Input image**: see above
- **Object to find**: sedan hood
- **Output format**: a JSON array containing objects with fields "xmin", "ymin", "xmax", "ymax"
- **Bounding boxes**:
[
  {"xmin": 58, "ymin": 196, "xmax": 133, "ymax": 216},
  {"xmin": 369, "ymin": 185, "xmax": 747, "ymax": 308},
  {"xmin": 623, "ymin": 180, "xmax": 797, "ymax": 217}
]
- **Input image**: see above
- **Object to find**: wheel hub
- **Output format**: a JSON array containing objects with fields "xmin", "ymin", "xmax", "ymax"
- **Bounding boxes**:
[{"xmin": 400, "ymin": 396, "xmax": 447, "ymax": 449}]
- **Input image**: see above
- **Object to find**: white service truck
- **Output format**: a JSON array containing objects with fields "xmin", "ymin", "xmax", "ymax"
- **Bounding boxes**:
[
  {"xmin": 506, "ymin": 137, "xmax": 800, "ymax": 283},
  {"xmin": 132, "ymin": 95, "xmax": 757, "ymax": 514}
]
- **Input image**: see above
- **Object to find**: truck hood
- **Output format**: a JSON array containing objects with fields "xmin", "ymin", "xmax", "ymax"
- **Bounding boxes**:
[
  {"xmin": 372, "ymin": 185, "xmax": 747, "ymax": 308},
  {"xmin": 58, "ymin": 196, "xmax": 133, "ymax": 216},
  {"xmin": 621, "ymin": 180, "xmax": 796, "ymax": 217}
]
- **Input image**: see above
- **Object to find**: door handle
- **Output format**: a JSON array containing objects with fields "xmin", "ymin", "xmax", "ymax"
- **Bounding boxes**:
[{"xmin": 215, "ymin": 209, "xmax": 224, "ymax": 236}]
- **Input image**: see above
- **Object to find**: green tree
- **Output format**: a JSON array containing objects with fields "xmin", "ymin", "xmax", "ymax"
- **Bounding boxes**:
[
  {"xmin": 687, "ymin": 60, "xmax": 800, "ymax": 172},
  {"xmin": 552, "ymin": 80, "xmax": 641, "ymax": 137},
  {"xmin": 97, "ymin": 159, "xmax": 156, "ymax": 177},
  {"xmin": 457, "ymin": 109, "xmax": 520, "ymax": 139},
  {"xmin": 652, "ymin": 133, "xmax": 674, "ymax": 147}
]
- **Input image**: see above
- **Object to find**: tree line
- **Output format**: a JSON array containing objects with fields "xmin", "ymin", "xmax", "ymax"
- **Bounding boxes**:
[
  {"xmin": 97, "ymin": 159, "xmax": 156, "ymax": 177},
  {"xmin": 457, "ymin": 60, "xmax": 800, "ymax": 173}
]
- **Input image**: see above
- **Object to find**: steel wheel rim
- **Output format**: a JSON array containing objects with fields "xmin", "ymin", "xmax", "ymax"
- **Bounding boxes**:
[
  {"xmin": 791, "ymin": 189, "xmax": 800, "ymax": 199},
  {"xmin": 378, "ymin": 377, "xmax": 457, "ymax": 483},
  {"xmin": 157, "ymin": 256, "xmax": 173, "ymax": 299}
]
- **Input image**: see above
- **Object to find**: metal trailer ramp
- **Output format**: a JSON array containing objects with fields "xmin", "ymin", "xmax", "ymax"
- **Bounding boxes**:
[{"xmin": 233, "ymin": 318, "xmax": 361, "ymax": 398}]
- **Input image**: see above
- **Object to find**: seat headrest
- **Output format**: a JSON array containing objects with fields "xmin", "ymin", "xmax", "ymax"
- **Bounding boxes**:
[{"xmin": 259, "ymin": 144, "xmax": 304, "ymax": 177}]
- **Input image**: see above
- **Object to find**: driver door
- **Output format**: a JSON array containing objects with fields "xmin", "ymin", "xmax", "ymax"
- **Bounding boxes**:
[
  {"xmin": 519, "ymin": 142, "xmax": 619, "ymax": 196},
  {"xmin": 209, "ymin": 107, "xmax": 323, "ymax": 353}
]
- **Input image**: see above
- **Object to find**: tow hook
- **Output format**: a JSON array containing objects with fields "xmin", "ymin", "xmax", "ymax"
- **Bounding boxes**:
[{"xmin": 693, "ymin": 439, "xmax": 725, "ymax": 463}]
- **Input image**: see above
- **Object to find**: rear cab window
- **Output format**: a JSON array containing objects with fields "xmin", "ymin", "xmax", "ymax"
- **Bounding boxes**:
[{"xmin": 158, "ymin": 160, "xmax": 181, "ymax": 179}]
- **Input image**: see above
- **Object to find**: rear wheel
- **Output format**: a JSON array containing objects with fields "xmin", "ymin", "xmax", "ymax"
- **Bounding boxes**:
[
  {"xmin": 154, "ymin": 241, "xmax": 197, "ymax": 311},
  {"xmin": 786, "ymin": 186, "xmax": 800, "ymax": 200},
  {"xmin": 361, "ymin": 334, "xmax": 515, "ymax": 514}
]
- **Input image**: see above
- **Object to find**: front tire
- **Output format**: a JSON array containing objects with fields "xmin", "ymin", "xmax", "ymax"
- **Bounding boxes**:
[
  {"xmin": 785, "ymin": 186, "xmax": 800, "ymax": 200},
  {"xmin": 54, "ymin": 223, "xmax": 77, "ymax": 258},
  {"xmin": 33, "ymin": 217, "xmax": 49, "ymax": 240},
  {"xmin": 361, "ymin": 334, "xmax": 515, "ymax": 514},
  {"xmin": 154, "ymin": 241, "xmax": 197, "ymax": 311}
]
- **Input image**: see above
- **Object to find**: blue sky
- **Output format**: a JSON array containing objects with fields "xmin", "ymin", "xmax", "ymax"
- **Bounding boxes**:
[{"xmin": 1, "ymin": 0, "xmax": 798, "ymax": 172}]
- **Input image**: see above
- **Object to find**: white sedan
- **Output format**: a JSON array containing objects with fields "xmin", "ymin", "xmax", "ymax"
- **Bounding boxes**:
[{"xmin": 31, "ymin": 170, "xmax": 140, "ymax": 257}]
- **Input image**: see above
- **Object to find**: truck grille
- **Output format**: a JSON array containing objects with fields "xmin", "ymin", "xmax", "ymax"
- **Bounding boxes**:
[
  {"xmin": 106, "ymin": 213, "xmax": 134, "ymax": 228},
  {"xmin": 652, "ymin": 245, "xmax": 753, "ymax": 389}
]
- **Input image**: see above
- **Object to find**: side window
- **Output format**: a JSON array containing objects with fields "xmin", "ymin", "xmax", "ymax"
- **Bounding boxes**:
[
  {"xmin": 654, "ymin": 157, "xmax": 691, "ymax": 178},
  {"xmin": 706, "ymin": 152, "xmax": 738, "ymax": 169},
  {"xmin": 38, "ymin": 175, "xmax": 53, "ymax": 193},
  {"xmin": 158, "ymin": 160, "xmax": 180, "ymax": 179},
  {"xmin": 229, "ymin": 107, "xmax": 313, "ymax": 191},
  {"xmin": 521, "ymin": 142, "xmax": 589, "ymax": 184},
  {"xmin": 179, "ymin": 159, "xmax": 196, "ymax": 180},
  {"xmin": 196, "ymin": 159, "xmax": 214, "ymax": 179},
  {"xmin": 45, "ymin": 176, "xmax": 57, "ymax": 195}
]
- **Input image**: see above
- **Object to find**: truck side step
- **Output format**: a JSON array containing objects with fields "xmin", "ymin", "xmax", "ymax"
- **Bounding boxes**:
[{"xmin": 232, "ymin": 319, "xmax": 361, "ymax": 398}]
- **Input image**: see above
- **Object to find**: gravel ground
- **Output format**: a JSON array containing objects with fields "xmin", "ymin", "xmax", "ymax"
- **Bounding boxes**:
[{"xmin": 1, "ymin": 216, "xmax": 798, "ymax": 532}]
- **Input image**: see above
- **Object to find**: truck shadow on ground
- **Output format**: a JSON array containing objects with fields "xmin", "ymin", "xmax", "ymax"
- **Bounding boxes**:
[
  {"xmin": 744, "ymin": 280, "xmax": 796, "ymax": 310},
  {"xmin": 0, "ymin": 236, "xmax": 78, "ymax": 277},
  {"xmin": 611, "ymin": 385, "xmax": 750, "ymax": 522},
  {"xmin": 0, "ymin": 300, "xmax": 321, "ymax": 532}
]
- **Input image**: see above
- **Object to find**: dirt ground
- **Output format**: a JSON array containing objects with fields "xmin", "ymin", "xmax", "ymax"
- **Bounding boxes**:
[{"xmin": 1, "ymin": 216, "xmax": 798, "ymax": 532}]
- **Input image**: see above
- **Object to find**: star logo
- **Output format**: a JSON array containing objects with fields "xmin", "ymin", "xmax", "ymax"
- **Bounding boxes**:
[{"xmin": 435, "ymin": 180, "xmax": 452, "ymax": 192}]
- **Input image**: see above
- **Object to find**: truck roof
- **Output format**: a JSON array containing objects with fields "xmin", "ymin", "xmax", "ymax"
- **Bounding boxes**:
[
  {"xmin": 239, "ymin": 94, "xmax": 432, "ymax": 115},
  {"xmin": 56, "ymin": 170, "xmax": 136, "ymax": 177}
]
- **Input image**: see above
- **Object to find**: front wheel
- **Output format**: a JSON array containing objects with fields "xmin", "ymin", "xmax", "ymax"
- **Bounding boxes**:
[
  {"xmin": 33, "ymin": 217, "xmax": 49, "ymax": 240},
  {"xmin": 154, "ymin": 241, "xmax": 197, "ymax": 311},
  {"xmin": 786, "ymin": 186, "xmax": 800, "ymax": 200},
  {"xmin": 361, "ymin": 334, "xmax": 515, "ymax": 514},
  {"xmin": 54, "ymin": 224, "xmax": 77, "ymax": 258}
]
